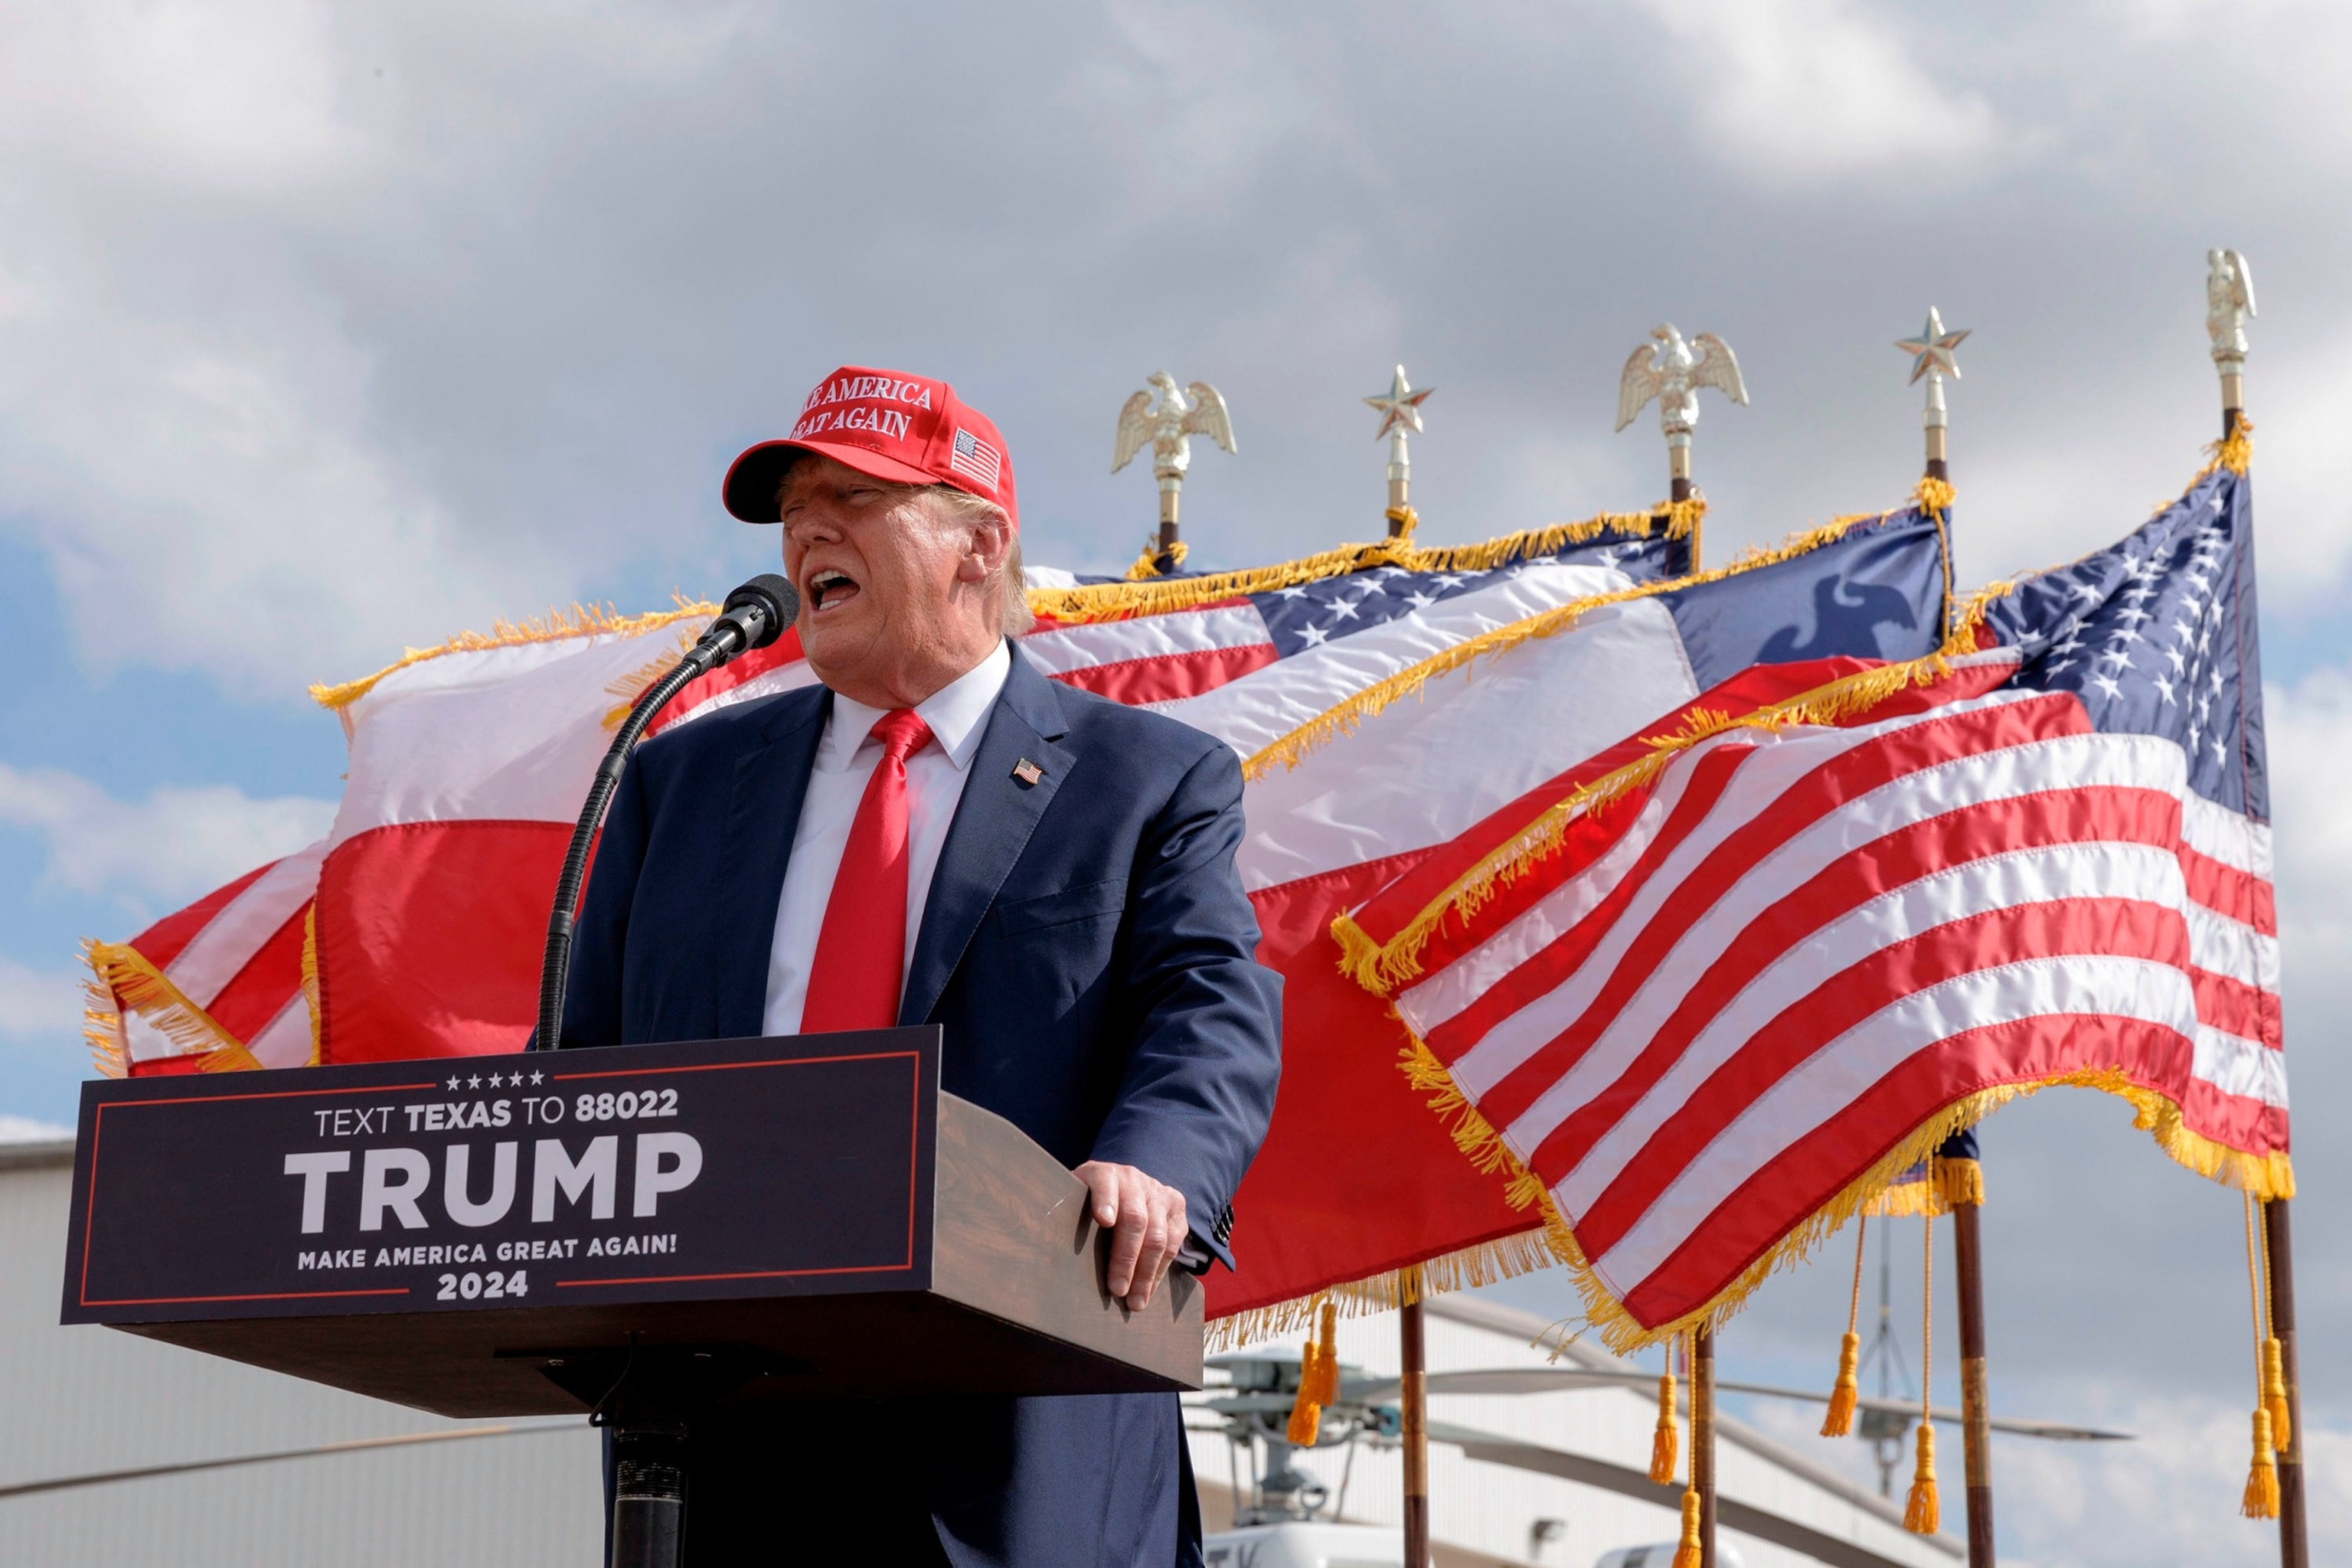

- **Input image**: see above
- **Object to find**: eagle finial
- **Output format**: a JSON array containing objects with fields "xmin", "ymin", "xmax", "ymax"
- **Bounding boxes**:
[
  {"xmin": 1112, "ymin": 372, "xmax": 1236, "ymax": 570},
  {"xmin": 1614, "ymin": 323, "xmax": 1748, "ymax": 499}
]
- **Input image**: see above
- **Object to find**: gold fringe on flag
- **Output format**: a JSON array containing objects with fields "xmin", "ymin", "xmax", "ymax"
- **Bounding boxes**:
[
  {"xmin": 1905, "ymin": 1207, "xmax": 1940, "ymax": 1535},
  {"xmin": 1125, "ymin": 537, "xmax": 1191, "ymax": 579},
  {"xmin": 1243, "ymin": 505, "xmax": 1934, "ymax": 783},
  {"xmin": 1822, "ymin": 1217, "xmax": 1865, "ymax": 1438},
  {"xmin": 1201, "ymin": 1221, "xmax": 1578, "ymax": 1352},
  {"xmin": 80, "ymin": 939, "xmax": 263, "ymax": 1077},
  {"xmin": 1331, "ymin": 572, "xmax": 2014, "ymax": 995},
  {"xmin": 300, "ymin": 903, "xmax": 324, "ymax": 1067},
  {"xmin": 1026, "ymin": 502, "xmax": 1704, "ymax": 627},
  {"xmin": 310, "ymin": 596, "xmax": 721, "ymax": 713},
  {"xmin": 1386, "ymin": 1014, "xmax": 2292, "ymax": 1355}
]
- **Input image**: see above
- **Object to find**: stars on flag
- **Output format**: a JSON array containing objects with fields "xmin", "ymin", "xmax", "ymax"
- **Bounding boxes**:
[
  {"xmin": 1249, "ymin": 532, "xmax": 1677, "ymax": 657},
  {"xmin": 2001, "ymin": 472, "xmax": 2254, "ymax": 813}
]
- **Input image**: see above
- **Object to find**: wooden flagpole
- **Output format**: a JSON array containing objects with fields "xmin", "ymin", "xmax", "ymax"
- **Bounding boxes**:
[
  {"xmin": 1897, "ymin": 313, "xmax": 1993, "ymax": 1564},
  {"xmin": 1694, "ymin": 1325, "xmax": 1717, "ymax": 1566},
  {"xmin": 2265, "ymin": 1200, "xmax": 2308, "ymax": 1568},
  {"xmin": 1401, "ymin": 1288, "xmax": 1430, "ymax": 1568},
  {"xmin": 2205, "ymin": 248, "xmax": 2302, "ymax": 1567},
  {"xmin": 1951, "ymin": 1186, "xmax": 1994, "ymax": 1567}
]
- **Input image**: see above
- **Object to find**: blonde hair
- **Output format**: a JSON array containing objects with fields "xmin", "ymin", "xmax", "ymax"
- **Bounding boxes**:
[{"xmin": 923, "ymin": 485, "xmax": 1033, "ymax": 636}]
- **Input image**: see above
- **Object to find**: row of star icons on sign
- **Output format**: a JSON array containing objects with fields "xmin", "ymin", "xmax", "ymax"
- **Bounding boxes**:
[{"xmin": 444, "ymin": 1071, "xmax": 547, "ymax": 1090}]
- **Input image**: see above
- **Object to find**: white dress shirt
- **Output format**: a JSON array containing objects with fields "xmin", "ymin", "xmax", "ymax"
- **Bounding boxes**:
[{"xmin": 761, "ymin": 641, "xmax": 1012, "ymax": 1036}]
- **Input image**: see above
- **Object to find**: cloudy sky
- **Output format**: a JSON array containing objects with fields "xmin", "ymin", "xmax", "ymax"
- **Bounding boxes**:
[{"xmin": 1, "ymin": 1, "xmax": 2346, "ymax": 1560}]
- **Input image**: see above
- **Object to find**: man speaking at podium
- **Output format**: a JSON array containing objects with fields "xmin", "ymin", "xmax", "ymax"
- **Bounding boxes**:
[{"xmin": 558, "ymin": 366, "xmax": 1285, "ymax": 1564}]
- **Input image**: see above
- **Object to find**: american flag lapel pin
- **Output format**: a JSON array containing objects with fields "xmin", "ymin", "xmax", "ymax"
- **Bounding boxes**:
[{"xmin": 1012, "ymin": 758, "xmax": 1044, "ymax": 786}]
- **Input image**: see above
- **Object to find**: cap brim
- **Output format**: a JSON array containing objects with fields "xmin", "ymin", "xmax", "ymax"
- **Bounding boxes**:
[{"xmin": 722, "ymin": 438, "xmax": 942, "ymax": 523}]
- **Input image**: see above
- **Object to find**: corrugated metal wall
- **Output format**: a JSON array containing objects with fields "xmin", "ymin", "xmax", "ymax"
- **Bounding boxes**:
[{"xmin": 1, "ymin": 1148, "xmax": 602, "ymax": 1567}]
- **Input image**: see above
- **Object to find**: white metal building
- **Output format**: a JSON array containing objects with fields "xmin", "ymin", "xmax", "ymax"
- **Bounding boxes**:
[{"xmin": 3, "ymin": 1129, "xmax": 1955, "ymax": 1566}]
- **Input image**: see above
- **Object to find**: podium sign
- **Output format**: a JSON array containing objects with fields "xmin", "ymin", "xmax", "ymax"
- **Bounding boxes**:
[{"xmin": 60, "ymin": 1030, "xmax": 1203, "ymax": 1416}]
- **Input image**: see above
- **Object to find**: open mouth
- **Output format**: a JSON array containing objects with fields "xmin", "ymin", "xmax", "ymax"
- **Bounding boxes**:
[{"xmin": 807, "ymin": 569, "xmax": 861, "ymax": 613}]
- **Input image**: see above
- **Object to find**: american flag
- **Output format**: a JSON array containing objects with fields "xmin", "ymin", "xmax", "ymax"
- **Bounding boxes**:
[
  {"xmin": 1339, "ymin": 457, "xmax": 2287, "ymax": 1343},
  {"xmin": 949, "ymin": 426, "xmax": 1002, "ymax": 488}
]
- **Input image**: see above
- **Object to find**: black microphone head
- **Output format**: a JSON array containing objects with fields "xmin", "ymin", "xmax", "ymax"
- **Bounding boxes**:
[{"xmin": 722, "ymin": 573, "xmax": 798, "ymax": 649}]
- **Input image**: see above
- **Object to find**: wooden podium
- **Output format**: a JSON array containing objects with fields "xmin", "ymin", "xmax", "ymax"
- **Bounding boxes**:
[{"xmin": 59, "ymin": 1028, "xmax": 1202, "ymax": 1419}]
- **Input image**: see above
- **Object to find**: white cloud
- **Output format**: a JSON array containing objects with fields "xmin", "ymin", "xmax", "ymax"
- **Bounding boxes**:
[
  {"xmin": 1639, "ymin": 0, "xmax": 2003, "ymax": 186},
  {"xmin": 1736, "ymin": 1387, "xmax": 2348, "ymax": 1566},
  {"xmin": 0, "ymin": 958, "xmax": 87, "ymax": 1050},
  {"xmin": 0, "ymin": 764, "xmax": 334, "ymax": 913},
  {"xmin": 2264, "ymin": 665, "xmax": 2352, "ymax": 946},
  {"xmin": 0, "ymin": 1111, "xmax": 75, "ymax": 1142}
]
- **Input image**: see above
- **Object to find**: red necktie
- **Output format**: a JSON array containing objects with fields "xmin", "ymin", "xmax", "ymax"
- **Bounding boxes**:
[{"xmin": 801, "ymin": 708, "xmax": 935, "ymax": 1033}]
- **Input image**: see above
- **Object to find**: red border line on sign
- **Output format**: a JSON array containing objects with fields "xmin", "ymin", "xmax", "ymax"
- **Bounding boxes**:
[
  {"xmin": 80, "ymin": 1084, "xmax": 439, "ymax": 1308},
  {"xmin": 556, "ymin": 1263, "xmax": 911, "ymax": 1288},
  {"xmin": 81, "ymin": 1286, "xmax": 413, "ymax": 1306}
]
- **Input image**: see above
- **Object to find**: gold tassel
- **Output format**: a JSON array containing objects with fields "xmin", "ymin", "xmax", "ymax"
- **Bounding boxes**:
[
  {"xmin": 1313, "ymin": 1302, "xmax": 1341, "ymax": 1406},
  {"xmin": 1903, "ymin": 1209, "xmax": 1939, "ymax": 1534},
  {"xmin": 2243, "ymin": 1407, "xmax": 2281, "ymax": 1519},
  {"xmin": 2263, "ymin": 1338, "xmax": 2292, "ymax": 1453},
  {"xmin": 1904, "ymin": 1421, "xmax": 1941, "ymax": 1534},
  {"xmin": 1823, "ymin": 1332, "xmax": 1861, "ymax": 1439},
  {"xmin": 1649, "ymin": 1363, "xmax": 1680, "ymax": 1485},
  {"xmin": 1285, "ymin": 1339, "xmax": 1322, "ymax": 1447},
  {"xmin": 1823, "ymin": 1217, "xmax": 1866, "ymax": 1437},
  {"xmin": 1669, "ymin": 1487, "xmax": 1703, "ymax": 1568}
]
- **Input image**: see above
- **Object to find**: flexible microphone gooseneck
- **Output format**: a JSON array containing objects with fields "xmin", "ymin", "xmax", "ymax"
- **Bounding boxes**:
[{"xmin": 531, "ymin": 573, "xmax": 798, "ymax": 1053}]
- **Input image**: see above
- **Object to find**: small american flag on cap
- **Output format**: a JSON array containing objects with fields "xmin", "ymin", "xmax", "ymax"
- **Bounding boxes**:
[{"xmin": 949, "ymin": 426, "xmax": 1002, "ymax": 489}]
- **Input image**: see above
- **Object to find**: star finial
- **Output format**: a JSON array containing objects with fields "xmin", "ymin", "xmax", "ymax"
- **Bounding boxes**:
[
  {"xmin": 1364, "ymin": 365, "xmax": 1434, "ymax": 439},
  {"xmin": 1896, "ymin": 308, "xmax": 1969, "ymax": 384}
]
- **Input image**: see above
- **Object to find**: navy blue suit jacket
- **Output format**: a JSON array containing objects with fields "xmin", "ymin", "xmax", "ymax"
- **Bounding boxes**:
[{"xmin": 560, "ymin": 644, "xmax": 1283, "ymax": 1564}]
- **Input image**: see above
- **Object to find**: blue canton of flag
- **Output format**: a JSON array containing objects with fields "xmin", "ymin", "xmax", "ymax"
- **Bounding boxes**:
[
  {"xmin": 1247, "ymin": 530, "xmax": 1690, "ymax": 656},
  {"xmin": 1984, "ymin": 465, "xmax": 2268, "ymax": 819}
]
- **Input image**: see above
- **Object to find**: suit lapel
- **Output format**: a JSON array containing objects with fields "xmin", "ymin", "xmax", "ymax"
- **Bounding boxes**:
[
  {"xmin": 708, "ymin": 686, "xmax": 831, "ymax": 1038},
  {"xmin": 901, "ymin": 649, "xmax": 1075, "ymax": 1026}
]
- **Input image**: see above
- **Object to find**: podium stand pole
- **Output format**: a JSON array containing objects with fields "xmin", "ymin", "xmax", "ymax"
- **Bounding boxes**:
[{"xmin": 611, "ymin": 1436, "xmax": 686, "ymax": 1567}]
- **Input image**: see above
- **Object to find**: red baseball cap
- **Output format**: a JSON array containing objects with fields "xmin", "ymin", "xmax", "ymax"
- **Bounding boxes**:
[{"xmin": 723, "ymin": 365, "xmax": 1018, "ymax": 530}]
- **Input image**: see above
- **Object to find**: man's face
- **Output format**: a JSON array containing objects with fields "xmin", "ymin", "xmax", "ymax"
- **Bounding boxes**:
[{"xmin": 778, "ymin": 453, "xmax": 1000, "ymax": 707}]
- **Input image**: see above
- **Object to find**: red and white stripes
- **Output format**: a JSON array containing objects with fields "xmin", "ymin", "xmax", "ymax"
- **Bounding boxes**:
[{"xmin": 1388, "ymin": 679, "xmax": 2285, "ymax": 1333}]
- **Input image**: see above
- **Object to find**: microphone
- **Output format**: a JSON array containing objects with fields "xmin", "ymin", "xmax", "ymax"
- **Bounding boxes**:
[
  {"xmin": 531, "ymin": 575, "xmax": 802, "ymax": 1052},
  {"xmin": 691, "ymin": 573, "xmax": 798, "ymax": 670}
]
